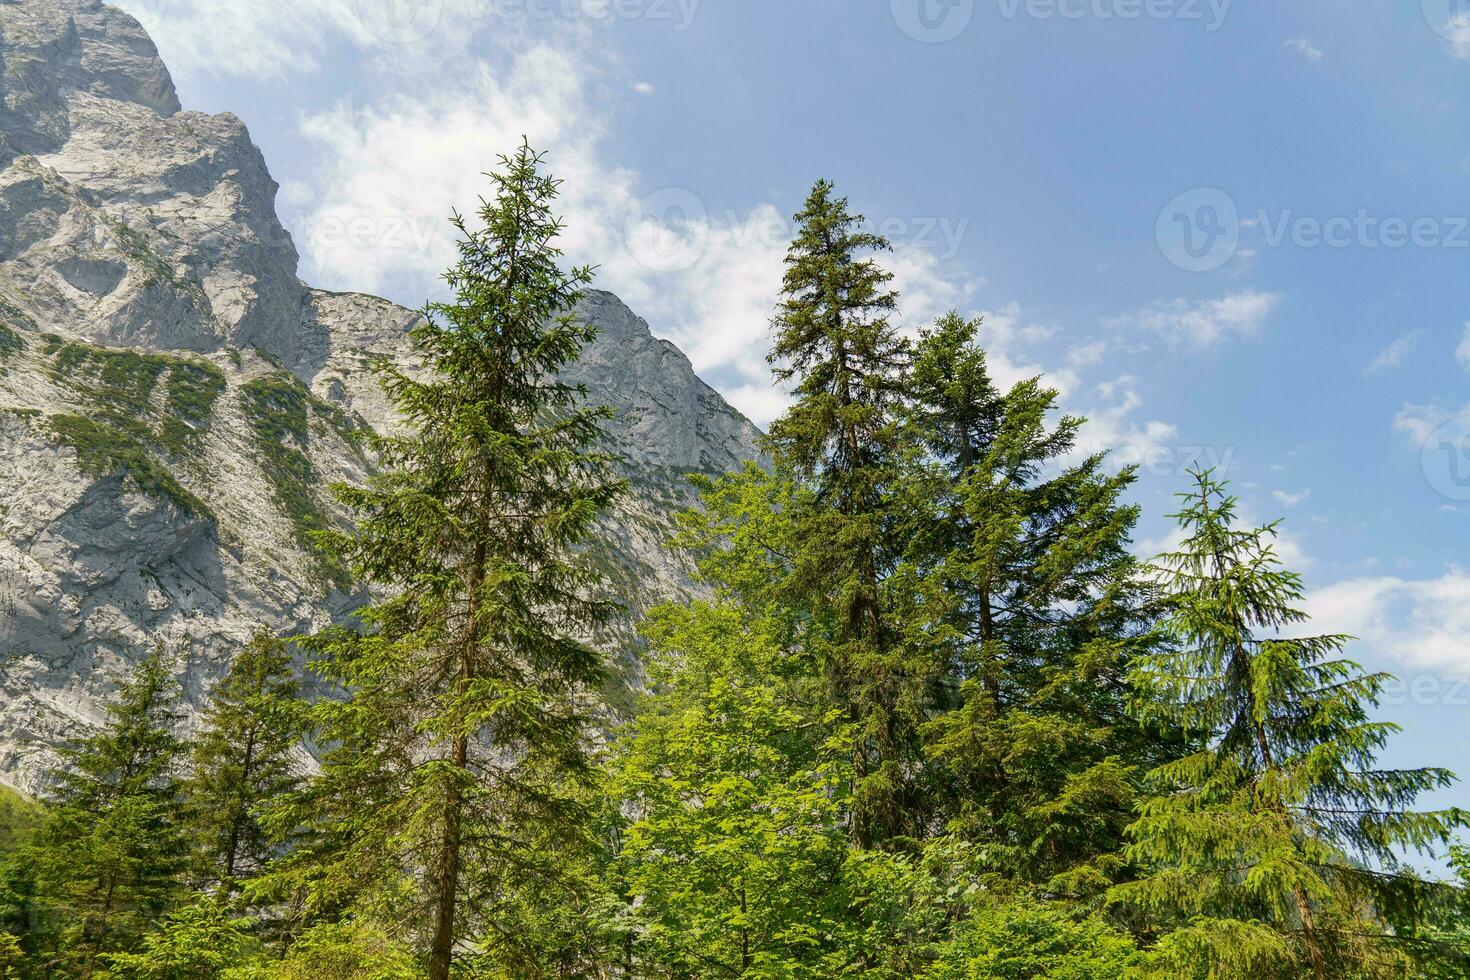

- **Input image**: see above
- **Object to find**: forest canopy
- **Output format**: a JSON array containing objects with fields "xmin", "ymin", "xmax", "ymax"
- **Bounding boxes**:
[{"xmin": 1, "ymin": 145, "xmax": 1465, "ymax": 980}]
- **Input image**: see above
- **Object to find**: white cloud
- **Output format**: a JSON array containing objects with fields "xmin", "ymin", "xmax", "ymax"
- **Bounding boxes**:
[
  {"xmin": 113, "ymin": 0, "xmax": 455, "ymax": 81},
  {"xmin": 1365, "ymin": 331, "xmax": 1420, "ymax": 373},
  {"xmin": 632, "ymin": 81, "xmax": 657, "ymax": 96},
  {"xmin": 1272, "ymin": 489, "xmax": 1311, "ymax": 507},
  {"xmin": 285, "ymin": 34, "xmax": 987, "ymax": 429},
  {"xmin": 125, "ymin": 0, "xmax": 1157, "ymax": 441},
  {"xmin": 112, "ymin": 0, "xmax": 662, "ymax": 83},
  {"xmin": 1108, "ymin": 291, "xmax": 1280, "ymax": 347},
  {"xmin": 1305, "ymin": 571, "xmax": 1470, "ymax": 676},
  {"xmin": 1395, "ymin": 402, "xmax": 1467, "ymax": 446},
  {"xmin": 1430, "ymin": 13, "xmax": 1470, "ymax": 60},
  {"xmin": 1073, "ymin": 376, "xmax": 1181, "ymax": 471},
  {"xmin": 278, "ymin": 179, "xmax": 316, "ymax": 210},
  {"xmin": 1067, "ymin": 339, "xmax": 1107, "ymax": 368},
  {"xmin": 1283, "ymin": 37, "xmax": 1325, "ymax": 62},
  {"xmin": 1456, "ymin": 323, "xmax": 1470, "ymax": 369}
]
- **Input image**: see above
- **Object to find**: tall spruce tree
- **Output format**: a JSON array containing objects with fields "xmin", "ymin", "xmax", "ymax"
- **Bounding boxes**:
[
  {"xmin": 766, "ymin": 178, "xmax": 923, "ymax": 848},
  {"xmin": 186, "ymin": 629, "xmax": 306, "ymax": 891},
  {"xmin": 906, "ymin": 312, "xmax": 1166, "ymax": 894},
  {"xmin": 275, "ymin": 142, "xmax": 623, "ymax": 980},
  {"xmin": 33, "ymin": 644, "xmax": 187, "ymax": 977},
  {"xmin": 1114, "ymin": 470, "xmax": 1464, "ymax": 978}
]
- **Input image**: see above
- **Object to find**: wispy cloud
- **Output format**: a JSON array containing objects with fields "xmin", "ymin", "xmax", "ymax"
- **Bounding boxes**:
[
  {"xmin": 1272, "ymin": 489, "xmax": 1311, "ymax": 507},
  {"xmin": 1108, "ymin": 291, "xmax": 1280, "ymax": 347},
  {"xmin": 1283, "ymin": 37, "xmax": 1325, "ymax": 62},
  {"xmin": 1429, "ymin": 12, "xmax": 1470, "ymax": 60},
  {"xmin": 1457, "ymin": 323, "xmax": 1470, "ymax": 369},
  {"xmin": 1396, "ymin": 402, "xmax": 1467, "ymax": 445},
  {"xmin": 1365, "ymin": 331, "xmax": 1421, "ymax": 373},
  {"xmin": 285, "ymin": 33, "xmax": 984, "ymax": 428},
  {"xmin": 1305, "ymin": 571, "xmax": 1470, "ymax": 676}
]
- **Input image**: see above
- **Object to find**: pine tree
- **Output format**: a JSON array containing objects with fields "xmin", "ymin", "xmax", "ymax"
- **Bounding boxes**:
[
  {"xmin": 1114, "ymin": 469, "xmax": 1465, "ymax": 978},
  {"xmin": 765, "ymin": 178, "xmax": 923, "ymax": 848},
  {"xmin": 905, "ymin": 312, "xmax": 1167, "ymax": 893},
  {"xmin": 33, "ymin": 644, "xmax": 187, "ymax": 976},
  {"xmin": 186, "ymin": 629, "xmax": 306, "ymax": 892},
  {"xmin": 275, "ymin": 142, "xmax": 623, "ymax": 980}
]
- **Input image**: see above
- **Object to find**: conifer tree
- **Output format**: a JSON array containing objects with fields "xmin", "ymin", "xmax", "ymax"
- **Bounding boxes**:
[
  {"xmin": 766, "ymin": 179, "xmax": 922, "ymax": 847},
  {"xmin": 275, "ymin": 142, "xmax": 623, "ymax": 980},
  {"xmin": 1114, "ymin": 470, "xmax": 1465, "ymax": 978},
  {"xmin": 33, "ymin": 644, "xmax": 187, "ymax": 976},
  {"xmin": 186, "ymin": 629, "xmax": 306, "ymax": 891},
  {"xmin": 906, "ymin": 312, "xmax": 1166, "ymax": 892}
]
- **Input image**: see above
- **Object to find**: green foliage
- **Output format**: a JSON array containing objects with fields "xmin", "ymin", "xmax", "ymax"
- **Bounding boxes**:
[
  {"xmin": 255, "ymin": 921, "xmax": 417, "ymax": 979},
  {"xmin": 46, "ymin": 341, "xmax": 226, "ymax": 457},
  {"xmin": 38, "ymin": 340, "xmax": 225, "ymax": 518},
  {"xmin": 0, "ymin": 789, "xmax": 38, "ymax": 856},
  {"xmin": 161, "ymin": 361, "xmax": 228, "ymax": 454},
  {"xmin": 1416, "ymin": 844, "xmax": 1470, "ymax": 976},
  {"xmin": 272, "ymin": 142, "xmax": 623, "ymax": 980},
  {"xmin": 47, "ymin": 414, "xmax": 211, "ymax": 518},
  {"xmin": 32, "ymin": 646, "xmax": 189, "ymax": 976},
  {"xmin": 186, "ymin": 630, "xmax": 307, "ymax": 891},
  {"xmin": 0, "ymin": 933, "xmax": 23, "ymax": 979},
  {"xmin": 611, "ymin": 600, "xmax": 852, "ymax": 976},
  {"xmin": 11, "ymin": 168, "xmax": 1470, "ymax": 980},
  {"xmin": 904, "ymin": 312, "xmax": 1168, "ymax": 894},
  {"xmin": 0, "ymin": 325, "xmax": 22, "ymax": 368},
  {"xmin": 99, "ymin": 899, "xmax": 263, "ymax": 980},
  {"xmin": 1113, "ymin": 469, "xmax": 1465, "ymax": 978},
  {"xmin": 0, "ymin": 787, "xmax": 40, "ymax": 973},
  {"xmin": 0, "ymin": 292, "xmax": 34, "ymax": 375},
  {"xmin": 239, "ymin": 373, "xmax": 351, "ymax": 590},
  {"xmin": 764, "ymin": 179, "xmax": 930, "ymax": 847},
  {"xmin": 922, "ymin": 901, "xmax": 1143, "ymax": 979}
]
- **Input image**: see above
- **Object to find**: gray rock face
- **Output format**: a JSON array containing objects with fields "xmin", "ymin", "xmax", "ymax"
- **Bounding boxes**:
[{"xmin": 0, "ymin": 0, "xmax": 762, "ymax": 793}]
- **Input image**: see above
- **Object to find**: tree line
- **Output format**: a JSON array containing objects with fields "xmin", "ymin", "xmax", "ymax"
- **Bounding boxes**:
[{"xmin": 1, "ymin": 142, "xmax": 1468, "ymax": 978}]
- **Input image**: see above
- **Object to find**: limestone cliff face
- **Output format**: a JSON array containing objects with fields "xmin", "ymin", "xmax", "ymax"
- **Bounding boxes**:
[{"xmin": 0, "ymin": 0, "xmax": 762, "ymax": 793}]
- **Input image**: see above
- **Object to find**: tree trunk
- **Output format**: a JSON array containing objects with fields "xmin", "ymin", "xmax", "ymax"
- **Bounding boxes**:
[
  {"xmin": 428, "ymin": 733, "xmax": 466, "ymax": 980},
  {"xmin": 429, "ymin": 544, "xmax": 483, "ymax": 980},
  {"xmin": 1294, "ymin": 885, "xmax": 1328, "ymax": 980}
]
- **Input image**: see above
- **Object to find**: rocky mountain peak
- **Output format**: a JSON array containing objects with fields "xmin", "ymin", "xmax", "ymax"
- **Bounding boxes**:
[{"xmin": 0, "ymin": 0, "xmax": 763, "ymax": 793}]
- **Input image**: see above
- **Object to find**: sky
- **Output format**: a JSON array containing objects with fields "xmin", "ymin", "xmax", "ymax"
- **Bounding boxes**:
[{"xmin": 114, "ymin": 0, "xmax": 1470, "ymax": 860}]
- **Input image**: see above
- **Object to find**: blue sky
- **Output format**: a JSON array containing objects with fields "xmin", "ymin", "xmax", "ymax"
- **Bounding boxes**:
[{"xmin": 117, "ymin": 0, "xmax": 1470, "ymax": 860}]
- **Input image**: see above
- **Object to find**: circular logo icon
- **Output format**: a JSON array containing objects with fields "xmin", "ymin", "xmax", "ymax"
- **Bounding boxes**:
[
  {"xmin": 1423, "ymin": 0, "xmax": 1470, "ymax": 45},
  {"xmin": 891, "ymin": 0, "xmax": 976, "ymax": 43},
  {"xmin": 1422, "ymin": 416, "xmax": 1470, "ymax": 502},
  {"xmin": 357, "ymin": 0, "xmax": 444, "ymax": 45},
  {"xmin": 623, "ymin": 188, "xmax": 710, "ymax": 274},
  {"xmin": 1156, "ymin": 187, "xmax": 1240, "ymax": 273}
]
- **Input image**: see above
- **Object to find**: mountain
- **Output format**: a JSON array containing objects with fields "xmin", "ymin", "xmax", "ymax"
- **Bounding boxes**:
[{"xmin": 0, "ymin": 0, "xmax": 762, "ymax": 794}]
